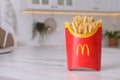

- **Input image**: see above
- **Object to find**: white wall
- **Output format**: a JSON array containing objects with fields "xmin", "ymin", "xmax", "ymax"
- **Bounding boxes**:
[{"xmin": 1, "ymin": 0, "xmax": 120, "ymax": 47}]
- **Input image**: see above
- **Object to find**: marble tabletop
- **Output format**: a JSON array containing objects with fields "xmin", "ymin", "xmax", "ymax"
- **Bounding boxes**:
[{"xmin": 0, "ymin": 46, "xmax": 120, "ymax": 80}]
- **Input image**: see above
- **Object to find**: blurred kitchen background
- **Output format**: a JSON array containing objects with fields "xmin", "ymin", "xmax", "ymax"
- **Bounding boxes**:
[{"xmin": 0, "ymin": 0, "xmax": 120, "ymax": 48}]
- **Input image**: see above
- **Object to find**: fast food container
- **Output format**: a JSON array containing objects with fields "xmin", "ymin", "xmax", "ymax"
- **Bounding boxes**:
[{"xmin": 65, "ymin": 24, "xmax": 102, "ymax": 71}]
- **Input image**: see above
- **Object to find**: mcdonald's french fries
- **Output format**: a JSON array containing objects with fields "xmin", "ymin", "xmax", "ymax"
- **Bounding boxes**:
[{"xmin": 65, "ymin": 16, "xmax": 102, "ymax": 34}]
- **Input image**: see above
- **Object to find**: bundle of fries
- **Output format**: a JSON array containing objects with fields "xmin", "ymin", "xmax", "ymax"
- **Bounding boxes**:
[{"xmin": 65, "ymin": 16, "xmax": 102, "ymax": 34}]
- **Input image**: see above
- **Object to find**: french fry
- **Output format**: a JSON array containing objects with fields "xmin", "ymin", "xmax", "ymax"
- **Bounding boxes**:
[
  {"xmin": 88, "ymin": 24, "xmax": 93, "ymax": 33},
  {"xmin": 78, "ymin": 24, "xmax": 83, "ymax": 34},
  {"xmin": 77, "ymin": 16, "xmax": 81, "ymax": 25},
  {"xmin": 91, "ymin": 22, "xmax": 96, "ymax": 31},
  {"xmin": 65, "ymin": 16, "xmax": 102, "ymax": 34},
  {"xmin": 71, "ymin": 22, "xmax": 77, "ymax": 33},
  {"xmin": 83, "ymin": 16, "xmax": 88, "ymax": 23},
  {"xmin": 65, "ymin": 22, "xmax": 71, "ymax": 27},
  {"xmin": 96, "ymin": 19, "xmax": 102, "ymax": 27},
  {"xmin": 83, "ymin": 23, "xmax": 88, "ymax": 34}
]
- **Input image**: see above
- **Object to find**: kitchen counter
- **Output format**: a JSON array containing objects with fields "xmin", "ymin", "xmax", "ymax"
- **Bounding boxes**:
[{"xmin": 0, "ymin": 46, "xmax": 120, "ymax": 80}]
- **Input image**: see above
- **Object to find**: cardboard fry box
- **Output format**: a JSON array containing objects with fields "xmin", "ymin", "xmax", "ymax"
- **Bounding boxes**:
[{"xmin": 65, "ymin": 25, "xmax": 102, "ymax": 71}]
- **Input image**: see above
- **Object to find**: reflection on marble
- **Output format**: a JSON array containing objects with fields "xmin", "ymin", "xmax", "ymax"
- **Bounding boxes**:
[
  {"xmin": 0, "ymin": 47, "xmax": 120, "ymax": 80},
  {"xmin": 0, "ymin": 76, "xmax": 19, "ymax": 80},
  {"xmin": 0, "ymin": 47, "xmax": 15, "ymax": 54},
  {"xmin": 68, "ymin": 71, "xmax": 101, "ymax": 80}
]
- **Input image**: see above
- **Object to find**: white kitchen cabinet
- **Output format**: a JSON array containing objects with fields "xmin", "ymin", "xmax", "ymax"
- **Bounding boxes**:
[
  {"xmin": 111, "ymin": 0, "xmax": 117, "ymax": 11},
  {"xmin": 53, "ymin": 0, "xmax": 75, "ymax": 11},
  {"xmin": 77, "ymin": 0, "xmax": 94, "ymax": 11},
  {"xmin": 22, "ymin": 0, "xmax": 120, "ymax": 12},
  {"xmin": 92, "ymin": 0, "xmax": 112, "ymax": 12},
  {"xmin": 27, "ymin": 0, "xmax": 52, "ymax": 10},
  {"xmin": 111, "ymin": 0, "xmax": 120, "ymax": 12},
  {"xmin": 24, "ymin": 0, "xmax": 75, "ymax": 11},
  {"xmin": 77, "ymin": 0, "xmax": 112, "ymax": 12}
]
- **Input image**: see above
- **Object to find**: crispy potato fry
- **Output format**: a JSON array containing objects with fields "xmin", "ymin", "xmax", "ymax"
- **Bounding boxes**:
[
  {"xmin": 83, "ymin": 23, "xmax": 88, "ymax": 34},
  {"xmin": 71, "ymin": 22, "xmax": 77, "ymax": 33},
  {"xmin": 65, "ymin": 16, "xmax": 102, "ymax": 34},
  {"xmin": 83, "ymin": 16, "xmax": 88, "ymax": 23},
  {"xmin": 78, "ymin": 24, "xmax": 83, "ymax": 34},
  {"xmin": 88, "ymin": 24, "xmax": 93, "ymax": 33}
]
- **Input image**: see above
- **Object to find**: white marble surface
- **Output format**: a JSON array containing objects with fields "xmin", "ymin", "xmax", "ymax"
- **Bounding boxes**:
[{"xmin": 0, "ymin": 46, "xmax": 120, "ymax": 80}]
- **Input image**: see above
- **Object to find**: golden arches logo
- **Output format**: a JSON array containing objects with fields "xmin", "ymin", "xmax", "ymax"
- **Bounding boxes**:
[{"xmin": 76, "ymin": 44, "xmax": 90, "ymax": 56}]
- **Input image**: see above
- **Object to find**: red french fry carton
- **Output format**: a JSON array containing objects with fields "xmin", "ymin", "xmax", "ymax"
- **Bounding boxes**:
[{"xmin": 65, "ymin": 23, "xmax": 102, "ymax": 71}]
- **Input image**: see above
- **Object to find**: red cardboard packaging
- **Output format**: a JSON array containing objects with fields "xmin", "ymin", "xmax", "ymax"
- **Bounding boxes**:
[{"xmin": 65, "ymin": 24, "xmax": 102, "ymax": 71}]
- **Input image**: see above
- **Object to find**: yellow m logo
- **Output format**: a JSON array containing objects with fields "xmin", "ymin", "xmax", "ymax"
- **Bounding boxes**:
[{"xmin": 76, "ymin": 44, "xmax": 90, "ymax": 56}]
